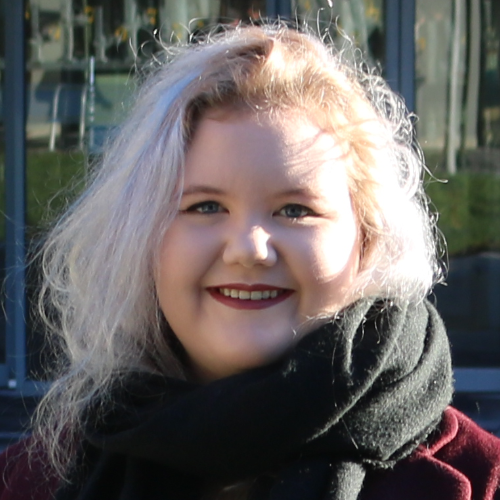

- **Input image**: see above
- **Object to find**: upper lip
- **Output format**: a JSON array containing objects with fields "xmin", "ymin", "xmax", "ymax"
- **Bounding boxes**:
[{"xmin": 208, "ymin": 283, "xmax": 290, "ymax": 292}]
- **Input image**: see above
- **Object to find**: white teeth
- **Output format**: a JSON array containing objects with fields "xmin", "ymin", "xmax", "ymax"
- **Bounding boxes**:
[
  {"xmin": 250, "ymin": 291, "xmax": 263, "ymax": 300},
  {"xmin": 218, "ymin": 288, "xmax": 283, "ymax": 300}
]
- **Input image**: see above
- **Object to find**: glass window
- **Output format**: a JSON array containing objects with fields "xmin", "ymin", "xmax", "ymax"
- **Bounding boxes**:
[
  {"xmin": 291, "ymin": 0, "xmax": 385, "ymax": 64},
  {"xmin": 23, "ymin": 0, "xmax": 271, "ymax": 380},
  {"xmin": 219, "ymin": 0, "xmax": 265, "ymax": 23},
  {"xmin": 416, "ymin": 0, "xmax": 500, "ymax": 366}
]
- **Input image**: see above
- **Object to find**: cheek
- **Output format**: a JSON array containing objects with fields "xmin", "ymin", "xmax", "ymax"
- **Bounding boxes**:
[
  {"xmin": 157, "ymin": 224, "xmax": 214, "ymax": 279},
  {"xmin": 302, "ymin": 220, "xmax": 360, "ymax": 286},
  {"xmin": 291, "ymin": 224, "xmax": 360, "ymax": 331},
  {"xmin": 155, "ymin": 223, "xmax": 224, "ymax": 319},
  {"xmin": 155, "ymin": 228, "xmax": 196, "ymax": 311}
]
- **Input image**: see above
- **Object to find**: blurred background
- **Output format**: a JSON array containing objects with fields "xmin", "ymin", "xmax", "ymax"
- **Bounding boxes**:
[{"xmin": 0, "ymin": 0, "xmax": 499, "ymax": 446}]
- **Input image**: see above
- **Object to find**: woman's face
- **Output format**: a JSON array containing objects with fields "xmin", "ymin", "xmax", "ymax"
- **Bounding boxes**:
[{"xmin": 155, "ymin": 111, "xmax": 360, "ymax": 381}]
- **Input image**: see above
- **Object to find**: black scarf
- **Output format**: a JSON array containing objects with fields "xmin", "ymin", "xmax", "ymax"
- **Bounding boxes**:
[{"xmin": 56, "ymin": 299, "xmax": 453, "ymax": 500}]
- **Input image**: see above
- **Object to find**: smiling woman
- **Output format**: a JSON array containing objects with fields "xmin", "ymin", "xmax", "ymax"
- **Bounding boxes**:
[
  {"xmin": 156, "ymin": 112, "xmax": 360, "ymax": 380},
  {"xmin": 0, "ymin": 24, "xmax": 499, "ymax": 500}
]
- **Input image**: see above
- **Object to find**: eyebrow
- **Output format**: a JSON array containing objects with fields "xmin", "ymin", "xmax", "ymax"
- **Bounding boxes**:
[
  {"xmin": 181, "ymin": 185, "xmax": 321, "ymax": 200},
  {"xmin": 181, "ymin": 185, "xmax": 226, "ymax": 196},
  {"xmin": 274, "ymin": 187, "xmax": 319, "ymax": 199}
]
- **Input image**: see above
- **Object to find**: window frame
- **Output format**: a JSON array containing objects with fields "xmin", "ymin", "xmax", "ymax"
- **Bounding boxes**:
[{"xmin": 2, "ymin": 0, "xmax": 498, "ymax": 395}]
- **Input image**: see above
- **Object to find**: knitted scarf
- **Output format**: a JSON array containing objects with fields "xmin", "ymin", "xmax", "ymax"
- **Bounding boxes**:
[{"xmin": 56, "ymin": 299, "xmax": 453, "ymax": 500}]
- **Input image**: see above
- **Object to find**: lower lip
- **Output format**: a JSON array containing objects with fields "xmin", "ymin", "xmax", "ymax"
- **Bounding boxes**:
[{"xmin": 208, "ymin": 289, "xmax": 293, "ymax": 310}]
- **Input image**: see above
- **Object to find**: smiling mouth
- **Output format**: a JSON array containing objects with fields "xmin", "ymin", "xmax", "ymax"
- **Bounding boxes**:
[
  {"xmin": 208, "ymin": 285, "xmax": 292, "ymax": 310},
  {"xmin": 218, "ymin": 288, "xmax": 283, "ymax": 300}
]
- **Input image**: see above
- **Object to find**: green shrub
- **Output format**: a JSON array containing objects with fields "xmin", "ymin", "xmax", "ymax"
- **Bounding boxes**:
[
  {"xmin": 426, "ymin": 172, "xmax": 500, "ymax": 256},
  {"xmin": 0, "ymin": 150, "xmax": 86, "ymax": 241}
]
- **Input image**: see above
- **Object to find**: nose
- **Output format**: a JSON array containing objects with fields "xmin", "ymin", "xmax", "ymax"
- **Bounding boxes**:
[{"xmin": 222, "ymin": 224, "xmax": 277, "ymax": 268}]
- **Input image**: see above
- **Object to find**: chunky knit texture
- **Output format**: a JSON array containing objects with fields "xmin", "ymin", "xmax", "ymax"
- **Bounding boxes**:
[{"xmin": 54, "ymin": 299, "xmax": 453, "ymax": 500}]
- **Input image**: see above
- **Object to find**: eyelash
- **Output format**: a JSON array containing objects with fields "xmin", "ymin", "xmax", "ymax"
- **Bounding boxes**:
[
  {"xmin": 182, "ymin": 201, "xmax": 316, "ymax": 219},
  {"xmin": 183, "ymin": 201, "xmax": 225, "ymax": 214},
  {"xmin": 277, "ymin": 204, "xmax": 316, "ymax": 219}
]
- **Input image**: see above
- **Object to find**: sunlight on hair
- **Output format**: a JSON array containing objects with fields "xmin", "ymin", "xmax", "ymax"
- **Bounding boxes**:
[{"xmin": 31, "ymin": 24, "xmax": 444, "ymax": 481}]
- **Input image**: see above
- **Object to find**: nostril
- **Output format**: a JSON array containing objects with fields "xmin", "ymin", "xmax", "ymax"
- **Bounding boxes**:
[{"xmin": 222, "ymin": 226, "xmax": 277, "ymax": 267}]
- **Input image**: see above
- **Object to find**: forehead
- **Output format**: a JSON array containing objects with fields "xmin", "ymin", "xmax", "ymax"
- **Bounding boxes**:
[{"xmin": 184, "ymin": 110, "xmax": 349, "ymax": 185}]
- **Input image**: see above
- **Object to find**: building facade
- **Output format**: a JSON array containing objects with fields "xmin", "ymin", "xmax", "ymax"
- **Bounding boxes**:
[{"xmin": 0, "ymin": 1, "xmax": 499, "ymax": 418}]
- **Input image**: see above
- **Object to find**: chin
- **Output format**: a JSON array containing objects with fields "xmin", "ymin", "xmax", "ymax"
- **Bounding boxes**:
[{"xmin": 197, "ymin": 347, "xmax": 292, "ymax": 381}]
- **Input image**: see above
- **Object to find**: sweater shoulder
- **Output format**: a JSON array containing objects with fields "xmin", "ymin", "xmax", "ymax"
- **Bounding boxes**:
[
  {"xmin": 431, "ymin": 407, "xmax": 500, "ymax": 463},
  {"xmin": 411, "ymin": 406, "xmax": 500, "ymax": 499},
  {"xmin": 362, "ymin": 407, "xmax": 500, "ymax": 500},
  {"xmin": 428, "ymin": 407, "xmax": 500, "ymax": 497},
  {"xmin": 0, "ymin": 438, "xmax": 59, "ymax": 500}
]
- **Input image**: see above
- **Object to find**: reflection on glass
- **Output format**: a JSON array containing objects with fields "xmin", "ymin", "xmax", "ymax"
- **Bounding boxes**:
[
  {"xmin": 416, "ymin": 0, "xmax": 500, "ymax": 366},
  {"xmin": 291, "ymin": 0, "xmax": 384, "ymax": 63},
  {"xmin": 220, "ymin": 0, "xmax": 265, "ymax": 20},
  {"xmin": 23, "ymin": 0, "xmax": 270, "ymax": 380}
]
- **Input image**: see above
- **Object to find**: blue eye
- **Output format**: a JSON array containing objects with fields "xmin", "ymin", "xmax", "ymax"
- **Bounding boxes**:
[
  {"xmin": 185, "ymin": 201, "xmax": 224, "ymax": 214},
  {"xmin": 278, "ymin": 204, "xmax": 315, "ymax": 218}
]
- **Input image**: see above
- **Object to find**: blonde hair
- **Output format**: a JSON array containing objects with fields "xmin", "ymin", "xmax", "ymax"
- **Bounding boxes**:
[{"xmin": 34, "ymin": 25, "xmax": 442, "ymax": 478}]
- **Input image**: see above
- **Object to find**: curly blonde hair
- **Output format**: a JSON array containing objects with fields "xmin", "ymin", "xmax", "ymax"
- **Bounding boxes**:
[{"xmin": 33, "ymin": 24, "xmax": 442, "ymax": 479}]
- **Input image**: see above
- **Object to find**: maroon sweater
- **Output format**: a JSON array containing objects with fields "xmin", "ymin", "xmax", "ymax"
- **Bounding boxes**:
[{"xmin": 0, "ymin": 407, "xmax": 499, "ymax": 500}]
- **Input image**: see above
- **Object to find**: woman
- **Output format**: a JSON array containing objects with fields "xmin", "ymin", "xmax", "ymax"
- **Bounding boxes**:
[{"xmin": 1, "ymin": 25, "xmax": 499, "ymax": 500}]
